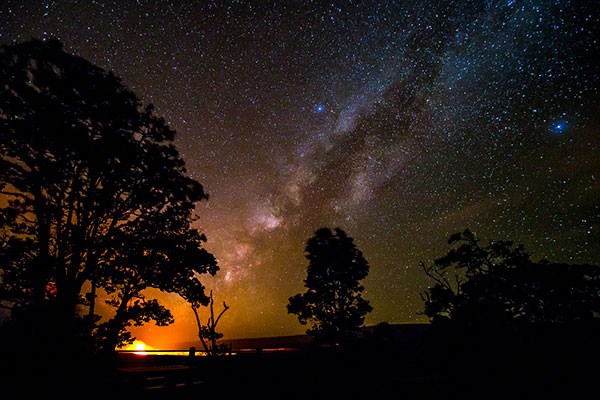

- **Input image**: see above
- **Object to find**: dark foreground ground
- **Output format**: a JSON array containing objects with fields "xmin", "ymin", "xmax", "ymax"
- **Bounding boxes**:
[{"xmin": 1, "ymin": 325, "xmax": 599, "ymax": 400}]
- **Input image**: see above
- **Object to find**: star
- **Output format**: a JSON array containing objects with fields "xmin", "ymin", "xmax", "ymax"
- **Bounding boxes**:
[{"xmin": 551, "ymin": 121, "xmax": 567, "ymax": 135}]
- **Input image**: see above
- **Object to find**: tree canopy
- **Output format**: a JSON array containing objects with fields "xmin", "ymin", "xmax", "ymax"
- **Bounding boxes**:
[
  {"xmin": 288, "ymin": 228, "xmax": 372, "ymax": 346},
  {"xmin": 420, "ymin": 229, "xmax": 600, "ymax": 326},
  {"xmin": 0, "ymin": 38, "xmax": 218, "ymax": 352}
]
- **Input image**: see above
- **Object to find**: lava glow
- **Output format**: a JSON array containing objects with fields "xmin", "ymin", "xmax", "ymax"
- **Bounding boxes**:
[{"xmin": 120, "ymin": 340, "xmax": 151, "ymax": 355}]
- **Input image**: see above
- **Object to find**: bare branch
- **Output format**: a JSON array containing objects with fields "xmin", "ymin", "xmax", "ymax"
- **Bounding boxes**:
[
  {"xmin": 214, "ymin": 301, "xmax": 230, "ymax": 327},
  {"xmin": 420, "ymin": 261, "xmax": 453, "ymax": 290}
]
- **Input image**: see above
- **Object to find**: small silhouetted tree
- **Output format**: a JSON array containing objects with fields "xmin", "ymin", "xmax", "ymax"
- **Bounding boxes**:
[
  {"xmin": 190, "ymin": 290, "xmax": 230, "ymax": 357},
  {"xmin": 0, "ymin": 38, "xmax": 218, "ymax": 352},
  {"xmin": 288, "ymin": 228, "xmax": 372, "ymax": 347},
  {"xmin": 420, "ymin": 229, "xmax": 600, "ymax": 326}
]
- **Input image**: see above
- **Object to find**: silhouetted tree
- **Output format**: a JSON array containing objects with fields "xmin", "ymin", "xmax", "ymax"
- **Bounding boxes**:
[
  {"xmin": 420, "ymin": 229, "xmax": 600, "ymax": 326},
  {"xmin": 190, "ymin": 290, "xmax": 230, "ymax": 357},
  {"xmin": 0, "ymin": 39, "xmax": 218, "ymax": 352},
  {"xmin": 288, "ymin": 228, "xmax": 372, "ymax": 347}
]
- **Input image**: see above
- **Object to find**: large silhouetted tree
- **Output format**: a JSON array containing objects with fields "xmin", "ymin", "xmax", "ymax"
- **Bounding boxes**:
[
  {"xmin": 0, "ymin": 39, "xmax": 218, "ymax": 352},
  {"xmin": 420, "ymin": 229, "xmax": 600, "ymax": 326},
  {"xmin": 288, "ymin": 228, "xmax": 372, "ymax": 347}
]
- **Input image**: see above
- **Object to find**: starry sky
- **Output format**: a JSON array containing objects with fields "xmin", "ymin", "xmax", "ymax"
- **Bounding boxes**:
[{"xmin": 1, "ymin": 0, "xmax": 599, "ymax": 347}]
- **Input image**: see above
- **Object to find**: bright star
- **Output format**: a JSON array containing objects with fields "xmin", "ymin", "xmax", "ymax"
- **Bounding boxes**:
[
  {"xmin": 551, "ymin": 121, "xmax": 567, "ymax": 134},
  {"xmin": 314, "ymin": 104, "xmax": 325, "ymax": 113}
]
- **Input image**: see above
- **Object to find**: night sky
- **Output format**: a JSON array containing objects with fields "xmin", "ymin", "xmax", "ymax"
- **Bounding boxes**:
[{"xmin": 1, "ymin": 0, "xmax": 598, "ymax": 347}]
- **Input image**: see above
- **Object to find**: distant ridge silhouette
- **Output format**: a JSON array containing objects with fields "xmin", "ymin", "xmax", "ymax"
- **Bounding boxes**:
[{"xmin": 176, "ymin": 323, "xmax": 430, "ymax": 351}]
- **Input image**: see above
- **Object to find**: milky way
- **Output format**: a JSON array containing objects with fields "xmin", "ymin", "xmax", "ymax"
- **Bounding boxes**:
[{"xmin": 1, "ymin": 0, "xmax": 598, "ymax": 345}]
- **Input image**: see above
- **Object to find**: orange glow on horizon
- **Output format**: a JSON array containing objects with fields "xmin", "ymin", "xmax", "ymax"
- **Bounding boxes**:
[{"xmin": 120, "ymin": 340, "xmax": 153, "ymax": 355}]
